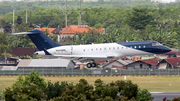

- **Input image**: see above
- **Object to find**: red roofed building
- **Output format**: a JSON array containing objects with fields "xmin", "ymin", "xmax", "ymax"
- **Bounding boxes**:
[
  {"xmin": 34, "ymin": 25, "xmax": 105, "ymax": 43},
  {"xmin": 34, "ymin": 27, "xmax": 56, "ymax": 35},
  {"xmin": 59, "ymin": 25, "xmax": 105, "ymax": 39},
  {"xmin": 125, "ymin": 57, "xmax": 161, "ymax": 69},
  {"xmin": 103, "ymin": 60, "xmax": 128, "ymax": 69},
  {"xmin": 158, "ymin": 57, "xmax": 180, "ymax": 69}
]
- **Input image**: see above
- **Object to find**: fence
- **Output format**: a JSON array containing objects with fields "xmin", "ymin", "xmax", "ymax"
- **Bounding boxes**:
[{"xmin": 0, "ymin": 68, "xmax": 180, "ymax": 76}]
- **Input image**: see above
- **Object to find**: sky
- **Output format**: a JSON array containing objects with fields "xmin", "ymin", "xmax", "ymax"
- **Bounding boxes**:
[{"xmin": 151, "ymin": 0, "xmax": 176, "ymax": 3}]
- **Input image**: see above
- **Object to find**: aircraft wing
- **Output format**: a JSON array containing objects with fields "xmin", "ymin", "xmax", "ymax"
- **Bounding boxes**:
[{"xmin": 54, "ymin": 54, "xmax": 115, "ymax": 62}]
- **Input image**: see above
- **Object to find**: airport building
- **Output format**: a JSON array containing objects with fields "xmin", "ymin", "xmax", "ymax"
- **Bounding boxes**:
[
  {"xmin": 125, "ymin": 57, "xmax": 160, "ymax": 70},
  {"xmin": 17, "ymin": 59, "xmax": 75, "ymax": 70},
  {"xmin": 157, "ymin": 57, "xmax": 180, "ymax": 69},
  {"xmin": 103, "ymin": 59, "xmax": 131, "ymax": 69}
]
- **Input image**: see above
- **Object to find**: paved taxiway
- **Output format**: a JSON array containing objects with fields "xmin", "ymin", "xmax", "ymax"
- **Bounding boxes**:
[{"xmin": 151, "ymin": 92, "xmax": 180, "ymax": 101}]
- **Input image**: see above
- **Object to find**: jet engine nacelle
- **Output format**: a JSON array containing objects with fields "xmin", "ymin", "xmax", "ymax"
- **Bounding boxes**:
[{"xmin": 34, "ymin": 51, "xmax": 45, "ymax": 55}]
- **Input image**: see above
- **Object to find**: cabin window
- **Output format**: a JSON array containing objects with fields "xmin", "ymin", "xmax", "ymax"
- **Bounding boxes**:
[
  {"xmin": 134, "ymin": 46, "xmax": 136, "ymax": 48},
  {"xmin": 104, "ymin": 48, "xmax": 106, "ymax": 50},
  {"xmin": 117, "ymin": 47, "xmax": 119, "ymax": 49},
  {"xmin": 91, "ymin": 49, "xmax": 93, "ymax": 51},
  {"xmin": 130, "ymin": 46, "xmax": 132, "ymax": 48},
  {"xmin": 143, "ymin": 45, "xmax": 145, "ymax": 48},
  {"xmin": 113, "ymin": 47, "xmax": 115, "ymax": 49},
  {"xmin": 122, "ymin": 47, "xmax": 123, "ymax": 49},
  {"xmin": 109, "ymin": 48, "xmax": 111, "ymax": 50},
  {"xmin": 83, "ymin": 49, "xmax": 85, "ymax": 52},
  {"xmin": 96, "ymin": 48, "xmax": 98, "ymax": 50},
  {"xmin": 100, "ymin": 48, "xmax": 102, "ymax": 51},
  {"xmin": 139, "ymin": 46, "xmax": 141, "ymax": 48}
]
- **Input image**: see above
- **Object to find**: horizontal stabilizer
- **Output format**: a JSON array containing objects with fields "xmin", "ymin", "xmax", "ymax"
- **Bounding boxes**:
[{"xmin": 11, "ymin": 31, "xmax": 37, "ymax": 35}]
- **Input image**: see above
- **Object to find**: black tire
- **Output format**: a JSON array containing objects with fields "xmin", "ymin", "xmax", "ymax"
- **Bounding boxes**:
[
  {"xmin": 87, "ymin": 63, "xmax": 92, "ymax": 68},
  {"xmin": 91, "ymin": 63, "xmax": 96, "ymax": 67}
]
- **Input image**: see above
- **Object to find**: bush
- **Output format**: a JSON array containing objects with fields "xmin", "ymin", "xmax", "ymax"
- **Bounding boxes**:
[
  {"xmin": 3, "ymin": 71, "xmax": 154, "ymax": 101},
  {"xmin": 137, "ymin": 89, "xmax": 154, "ymax": 101},
  {"xmin": 4, "ymin": 70, "xmax": 47, "ymax": 101},
  {"xmin": 44, "ymin": 81, "xmax": 68, "ymax": 100},
  {"xmin": 171, "ymin": 97, "xmax": 180, "ymax": 101}
]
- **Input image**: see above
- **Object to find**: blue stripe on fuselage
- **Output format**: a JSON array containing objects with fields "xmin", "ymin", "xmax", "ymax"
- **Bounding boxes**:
[{"xmin": 117, "ymin": 41, "xmax": 171, "ymax": 54}]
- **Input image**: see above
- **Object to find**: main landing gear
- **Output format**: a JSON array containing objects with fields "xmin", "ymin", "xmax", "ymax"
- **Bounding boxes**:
[{"xmin": 86, "ymin": 62, "xmax": 97, "ymax": 68}]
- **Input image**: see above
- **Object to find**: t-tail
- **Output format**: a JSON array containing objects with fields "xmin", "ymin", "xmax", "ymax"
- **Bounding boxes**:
[{"xmin": 11, "ymin": 29, "xmax": 62, "ymax": 52}]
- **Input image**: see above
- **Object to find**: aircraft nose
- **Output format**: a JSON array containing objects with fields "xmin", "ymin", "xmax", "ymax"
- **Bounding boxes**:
[
  {"xmin": 161, "ymin": 46, "xmax": 171, "ymax": 53},
  {"xmin": 165, "ymin": 47, "xmax": 171, "ymax": 53}
]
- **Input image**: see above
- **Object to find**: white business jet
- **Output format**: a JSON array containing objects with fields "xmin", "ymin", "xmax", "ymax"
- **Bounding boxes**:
[{"xmin": 12, "ymin": 29, "xmax": 171, "ymax": 68}]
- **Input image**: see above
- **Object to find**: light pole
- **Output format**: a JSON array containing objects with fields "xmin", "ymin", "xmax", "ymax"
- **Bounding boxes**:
[
  {"xmin": 65, "ymin": 0, "xmax": 67, "ymax": 27},
  {"xmin": 12, "ymin": 0, "xmax": 16, "ymax": 33},
  {"xmin": 13, "ymin": 0, "xmax": 15, "ymax": 26},
  {"xmin": 58, "ymin": 0, "xmax": 70, "ymax": 28},
  {"xmin": 78, "ymin": 0, "xmax": 87, "ymax": 27},
  {"xmin": 25, "ymin": 0, "xmax": 28, "ymax": 23},
  {"xmin": 79, "ymin": 0, "xmax": 81, "ymax": 26}
]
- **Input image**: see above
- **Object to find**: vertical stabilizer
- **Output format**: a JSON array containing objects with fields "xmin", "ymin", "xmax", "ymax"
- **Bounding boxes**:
[{"xmin": 12, "ymin": 29, "xmax": 62, "ymax": 51}]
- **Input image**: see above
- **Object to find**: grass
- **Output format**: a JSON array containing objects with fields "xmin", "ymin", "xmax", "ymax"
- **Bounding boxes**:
[{"xmin": 1, "ymin": 75, "xmax": 180, "ymax": 92}]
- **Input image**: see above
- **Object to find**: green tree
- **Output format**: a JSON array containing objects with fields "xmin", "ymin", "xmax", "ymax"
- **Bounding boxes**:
[
  {"xmin": 0, "ymin": 15, "xmax": 7, "ymax": 28},
  {"xmin": 45, "ymin": 81, "xmax": 68, "ymax": 100},
  {"xmin": 137, "ymin": 89, "xmax": 154, "ymax": 101},
  {"xmin": 121, "ymin": 80, "xmax": 138, "ymax": 100},
  {"xmin": 4, "ymin": 71, "xmax": 47, "ymax": 100},
  {"xmin": 126, "ymin": 7, "xmax": 156, "ymax": 30}
]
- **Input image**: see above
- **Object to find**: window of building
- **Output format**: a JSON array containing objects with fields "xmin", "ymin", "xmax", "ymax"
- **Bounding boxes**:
[{"xmin": 140, "ymin": 64, "xmax": 142, "ymax": 69}]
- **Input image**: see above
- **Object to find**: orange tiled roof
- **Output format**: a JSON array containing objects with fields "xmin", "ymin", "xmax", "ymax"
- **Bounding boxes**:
[
  {"xmin": 165, "ymin": 57, "xmax": 180, "ymax": 66},
  {"xmin": 59, "ymin": 25, "xmax": 104, "ymax": 34},
  {"xmin": 126, "ymin": 57, "xmax": 161, "ymax": 66},
  {"xmin": 34, "ymin": 27, "xmax": 56, "ymax": 35}
]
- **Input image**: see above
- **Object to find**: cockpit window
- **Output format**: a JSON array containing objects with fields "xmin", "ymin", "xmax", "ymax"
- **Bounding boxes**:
[{"xmin": 152, "ymin": 42, "xmax": 161, "ymax": 46}]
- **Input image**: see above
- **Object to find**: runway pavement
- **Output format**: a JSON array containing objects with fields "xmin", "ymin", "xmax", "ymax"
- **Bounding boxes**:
[{"xmin": 151, "ymin": 92, "xmax": 180, "ymax": 101}]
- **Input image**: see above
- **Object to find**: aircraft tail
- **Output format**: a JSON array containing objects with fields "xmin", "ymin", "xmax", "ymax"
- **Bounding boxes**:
[{"xmin": 11, "ymin": 29, "xmax": 62, "ymax": 51}]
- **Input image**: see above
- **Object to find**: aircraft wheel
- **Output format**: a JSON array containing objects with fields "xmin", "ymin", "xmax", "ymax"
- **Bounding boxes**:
[
  {"xmin": 91, "ymin": 63, "xmax": 96, "ymax": 67},
  {"xmin": 87, "ymin": 63, "xmax": 92, "ymax": 68}
]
